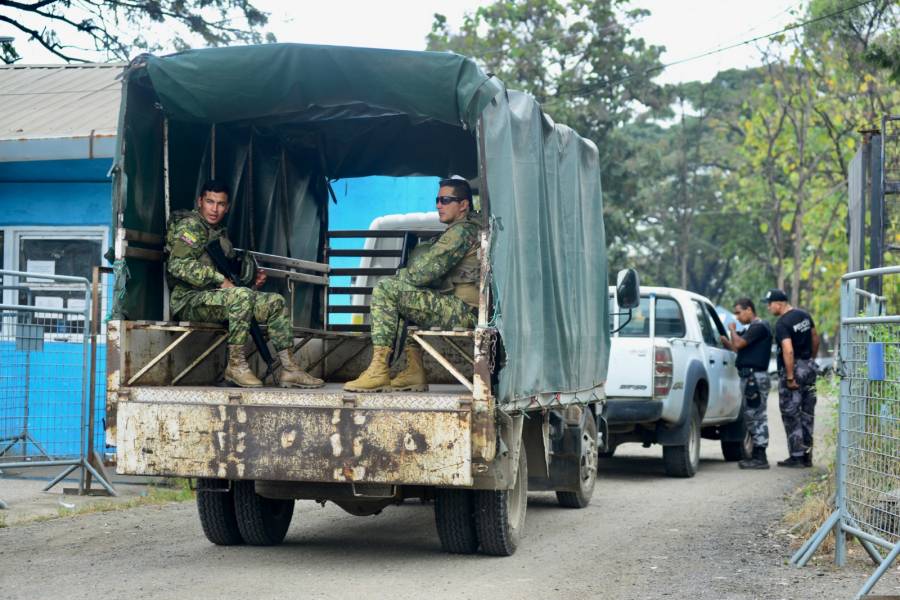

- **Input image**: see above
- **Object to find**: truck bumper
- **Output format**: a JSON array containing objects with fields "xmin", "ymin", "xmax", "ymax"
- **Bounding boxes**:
[
  {"xmin": 603, "ymin": 398, "xmax": 663, "ymax": 424},
  {"xmin": 116, "ymin": 387, "xmax": 473, "ymax": 487}
]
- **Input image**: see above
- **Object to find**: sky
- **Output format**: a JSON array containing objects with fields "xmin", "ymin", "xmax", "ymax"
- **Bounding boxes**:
[{"xmin": 1, "ymin": 0, "xmax": 803, "ymax": 85}]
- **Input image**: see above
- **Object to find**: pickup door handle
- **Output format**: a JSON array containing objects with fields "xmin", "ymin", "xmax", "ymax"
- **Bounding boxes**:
[
  {"xmin": 709, "ymin": 359, "xmax": 715, "ymax": 365},
  {"xmin": 722, "ymin": 361, "xmax": 729, "ymax": 366}
]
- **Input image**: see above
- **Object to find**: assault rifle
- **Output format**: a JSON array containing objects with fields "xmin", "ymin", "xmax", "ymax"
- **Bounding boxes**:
[
  {"xmin": 391, "ymin": 232, "xmax": 419, "ymax": 364},
  {"xmin": 205, "ymin": 239, "xmax": 276, "ymax": 384}
]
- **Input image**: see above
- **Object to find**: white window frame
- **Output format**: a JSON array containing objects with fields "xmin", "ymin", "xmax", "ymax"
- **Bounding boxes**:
[{"xmin": 2, "ymin": 226, "xmax": 110, "ymax": 339}]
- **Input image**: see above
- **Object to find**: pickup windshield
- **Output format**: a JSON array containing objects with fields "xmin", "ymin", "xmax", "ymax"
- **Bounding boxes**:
[{"xmin": 613, "ymin": 296, "xmax": 686, "ymax": 338}]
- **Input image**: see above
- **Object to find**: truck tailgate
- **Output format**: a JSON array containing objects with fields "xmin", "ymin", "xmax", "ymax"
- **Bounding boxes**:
[
  {"xmin": 116, "ymin": 385, "xmax": 473, "ymax": 487},
  {"xmin": 606, "ymin": 338, "xmax": 653, "ymax": 398}
]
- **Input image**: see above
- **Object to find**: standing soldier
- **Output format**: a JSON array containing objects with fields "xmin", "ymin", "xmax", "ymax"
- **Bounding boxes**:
[
  {"xmin": 166, "ymin": 179, "xmax": 323, "ymax": 389},
  {"xmin": 764, "ymin": 289, "xmax": 819, "ymax": 468},
  {"xmin": 721, "ymin": 298, "xmax": 773, "ymax": 469},
  {"xmin": 344, "ymin": 177, "xmax": 481, "ymax": 393}
]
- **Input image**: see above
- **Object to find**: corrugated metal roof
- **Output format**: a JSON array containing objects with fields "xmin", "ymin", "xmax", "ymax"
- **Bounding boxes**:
[{"xmin": 0, "ymin": 63, "xmax": 124, "ymax": 141}]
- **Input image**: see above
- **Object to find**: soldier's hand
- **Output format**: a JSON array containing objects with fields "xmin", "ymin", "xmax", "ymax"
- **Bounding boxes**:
[
  {"xmin": 786, "ymin": 377, "xmax": 799, "ymax": 390},
  {"xmin": 254, "ymin": 269, "xmax": 267, "ymax": 289},
  {"xmin": 220, "ymin": 278, "xmax": 236, "ymax": 289},
  {"xmin": 728, "ymin": 321, "xmax": 737, "ymax": 333}
]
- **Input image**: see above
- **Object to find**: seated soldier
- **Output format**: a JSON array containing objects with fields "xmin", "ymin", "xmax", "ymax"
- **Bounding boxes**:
[
  {"xmin": 344, "ymin": 177, "xmax": 481, "ymax": 393},
  {"xmin": 166, "ymin": 179, "xmax": 323, "ymax": 389}
]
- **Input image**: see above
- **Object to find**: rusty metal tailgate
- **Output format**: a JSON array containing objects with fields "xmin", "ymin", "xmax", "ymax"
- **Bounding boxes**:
[{"xmin": 116, "ymin": 385, "xmax": 473, "ymax": 486}]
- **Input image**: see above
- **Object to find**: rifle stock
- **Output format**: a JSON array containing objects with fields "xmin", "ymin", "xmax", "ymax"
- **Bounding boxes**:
[{"xmin": 205, "ymin": 239, "xmax": 276, "ymax": 380}]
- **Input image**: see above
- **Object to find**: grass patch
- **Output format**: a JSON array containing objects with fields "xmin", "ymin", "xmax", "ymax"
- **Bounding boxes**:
[
  {"xmin": 15, "ymin": 478, "xmax": 195, "ymax": 526},
  {"xmin": 0, "ymin": 512, "xmax": 6, "ymax": 528}
]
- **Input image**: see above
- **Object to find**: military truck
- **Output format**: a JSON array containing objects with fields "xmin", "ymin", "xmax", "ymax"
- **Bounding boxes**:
[{"xmin": 105, "ymin": 44, "xmax": 635, "ymax": 556}]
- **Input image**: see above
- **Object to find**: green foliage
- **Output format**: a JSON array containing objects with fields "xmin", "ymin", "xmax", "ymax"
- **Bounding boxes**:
[
  {"xmin": 427, "ymin": 0, "xmax": 667, "ymax": 268},
  {"xmin": 0, "ymin": 0, "xmax": 275, "ymax": 63}
]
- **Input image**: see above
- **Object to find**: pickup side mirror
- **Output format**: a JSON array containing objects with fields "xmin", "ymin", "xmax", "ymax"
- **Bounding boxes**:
[{"xmin": 615, "ymin": 268, "xmax": 640, "ymax": 309}]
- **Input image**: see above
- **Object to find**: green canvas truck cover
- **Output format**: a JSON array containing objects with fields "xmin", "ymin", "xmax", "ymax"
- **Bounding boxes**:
[{"xmin": 113, "ymin": 43, "xmax": 609, "ymax": 408}]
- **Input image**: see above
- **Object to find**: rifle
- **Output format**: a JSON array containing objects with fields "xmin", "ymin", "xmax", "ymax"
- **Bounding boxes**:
[
  {"xmin": 205, "ymin": 239, "xmax": 276, "ymax": 384},
  {"xmin": 391, "ymin": 232, "xmax": 419, "ymax": 365}
]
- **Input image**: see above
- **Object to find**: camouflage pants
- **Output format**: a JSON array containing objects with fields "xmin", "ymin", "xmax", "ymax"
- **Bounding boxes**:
[
  {"xmin": 369, "ymin": 277, "xmax": 477, "ymax": 348},
  {"xmin": 778, "ymin": 359, "xmax": 818, "ymax": 458},
  {"xmin": 174, "ymin": 287, "xmax": 293, "ymax": 350},
  {"xmin": 740, "ymin": 371, "xmax": 771, "ymax": 448}
]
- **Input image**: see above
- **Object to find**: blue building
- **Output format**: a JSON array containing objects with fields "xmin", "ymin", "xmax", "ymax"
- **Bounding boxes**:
[{"xmin": 0, "ymin": 63, "xmax": 122, "ymax": 458}]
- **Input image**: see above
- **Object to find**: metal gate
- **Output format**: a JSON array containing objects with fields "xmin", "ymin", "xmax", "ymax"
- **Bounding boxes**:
[
  {"xmin": 0, "ymin": 268, "xmax": 115, "ymax": 495},
  {"xmin": 791, "ymin": 266, "xmax": 900, "ymax": 598}
]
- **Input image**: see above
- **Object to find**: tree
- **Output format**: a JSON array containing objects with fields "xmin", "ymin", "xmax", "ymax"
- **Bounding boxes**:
[
  {"xmin": 426, "ymin": 0, "xmax": 667, "ymax": 269},
  {"xmin": 0, "ymin": 0, "xmax": 275, "ymax": 64}
]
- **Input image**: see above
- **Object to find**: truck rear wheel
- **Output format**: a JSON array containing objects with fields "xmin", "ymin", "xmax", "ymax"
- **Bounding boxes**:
[
  {"xmin": 233, "ymin": 480, "xmax": 295, "ymax": 546},
  {"xmin": 196, "ymin": 479, "xmax": 243, "ymax": 546},
  {"xmin": 475, "ymin": 441, "xmax": 527, "ymax": 556},
  {"xmin": 663, "ymin": 403, "xmax": 701, "ymax": 478},
  {"xmin": 556, "ymin": 414, "xmax": 598, "ymax": 508},
  {"xmin": 434, "ymin": 489, "xmax": 479, "ymax": 554}
]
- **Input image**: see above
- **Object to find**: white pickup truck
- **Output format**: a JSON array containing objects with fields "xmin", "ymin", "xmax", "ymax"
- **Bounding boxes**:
[{"xmin": 603, "ymin": 287, "xmax": 747, "ymax": 477}]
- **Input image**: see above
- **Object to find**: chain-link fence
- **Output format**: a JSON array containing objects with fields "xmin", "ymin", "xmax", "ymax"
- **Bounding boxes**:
[
  {"xmin": 0, "ymin": 268, "xmax": 115, "ymax": 495},
  {"xmin": 792, "ymin": 266, "xmax": 900, "ymax": 599}
]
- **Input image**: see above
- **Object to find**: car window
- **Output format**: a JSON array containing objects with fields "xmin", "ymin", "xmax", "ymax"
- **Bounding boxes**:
[
  {"xmin": 613, "ymin": 296, "xmax": 686, "ymax": 338},
  {"xmin": 705, "ymin": 304, "xmax": 728, "ymax": 337},
  {"xmin": 693, "ymin": 300, "xmax": 719, "ymax": 346}
]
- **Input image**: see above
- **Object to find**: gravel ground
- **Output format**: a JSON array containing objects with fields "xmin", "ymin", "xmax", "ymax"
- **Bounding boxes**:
[{"xmin": 1, "ymin": 392, "xmax": 898, "ymax": 600}]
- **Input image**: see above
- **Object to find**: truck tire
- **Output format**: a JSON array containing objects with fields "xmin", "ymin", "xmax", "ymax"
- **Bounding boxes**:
[
  {"xmin": 663, "ymin": 403, "xmax": 701, "ymax": 478},
  {"xmin": 196, "ymin": 479, "xmax": 243, "ymax": 546},
  {"xmin": 233, "ymin": 480, "xmax": 295, "ymax": 546},
  {"xmin": 434, "ymin": 489, "xmax": 479, "ymax": 554},
  {"xmin": 721, "ymin": 429, "xmax": 751, "ymax": 462},
  {"xmin": 556, "ymin": 414, "xmax": 598, "ymax": 508},
  {"xmin": 475, "ymin": 441, "xmax": 527, "ymax": 556}
]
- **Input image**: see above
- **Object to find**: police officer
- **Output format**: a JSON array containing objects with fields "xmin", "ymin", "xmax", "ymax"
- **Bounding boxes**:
[
  {"xmin": 166, "ymin": 179, "xmax": 323, "ymax": 389},
  {"xmin": 344, "ymin": 178, "xmax": 481, "ymax": 393},
  {"xmin": 763, "ymin": 289, "xmax": 819, "ymax": 468},
  {"xmin": 721, "ymin": 298, "xmax": 772, "ymax": 469}
]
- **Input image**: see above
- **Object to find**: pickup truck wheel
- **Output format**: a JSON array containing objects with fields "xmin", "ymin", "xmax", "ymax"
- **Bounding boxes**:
[
  {"xmin": 721, "ymin": 429, "xmax": 752, "ymax": 462},
  {"xmin": 434, "ymin": 489, "xmax": 478, "ymax": 554},
  {"xmin": 196, "ymin": 479, "xmax": 243, "ymax": 546},
  {"xmin": 233, "ymin": 480, "xmax": 295, "ymax": 546},
  {"xmin": 475, "ymin": 441, "xmax": 527, "ymax": 556},
  {"xmin": 556, "ymin": 414, "xmax": 598, "ymax": 508},
  {"xmin": 662, "ymin": 403, "xmax": 701, "ymax": 478}
]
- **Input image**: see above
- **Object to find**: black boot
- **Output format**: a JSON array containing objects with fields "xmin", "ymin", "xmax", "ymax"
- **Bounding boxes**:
[
  {"xmin": 803, "ymin": 446, "xmax": 813, "ymax": 467},
  {"xmin": 777, "ymin": 455, "xmax": 809, "ymax": 468},
  {"xmin": 739, "ymin": 447, "xmax": 770, "ymax": 470}
]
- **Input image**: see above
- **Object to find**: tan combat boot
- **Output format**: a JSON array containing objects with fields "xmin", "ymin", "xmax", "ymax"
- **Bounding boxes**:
[
  {"xmin": 277, "ymin": 348, "xmax": 324, "ymax": 389},
  {"xmin": 343, "ymin": 346, "xmax": 392, "ymax": 392},
  {"xmin": 390, "ymin": 343, "xmax": 428, "ymax": 392},
  {"xmin": 224, "ymin": 344, "xmax": 263, "ymax": 387}
]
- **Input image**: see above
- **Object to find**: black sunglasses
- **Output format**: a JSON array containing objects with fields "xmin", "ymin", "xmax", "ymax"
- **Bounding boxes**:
[{"xmin": 436, "ymin": 196, "xmax": 464, "ymax": 206}]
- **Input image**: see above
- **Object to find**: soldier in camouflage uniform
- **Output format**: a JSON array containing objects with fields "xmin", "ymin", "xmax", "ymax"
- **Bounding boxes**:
[
  {"xmin": 721, "ymin": 298, "xmax": 772, "ymax": 469},
  {"xmin": 166, "ymin": 179, "xmax": 322, "ymax": 389},
  {"xmin": 345, "ymin": 178, "xmax": 481, "ymax": 392},
  {"xmin": 764, "ymin": 289, "xmax": 819, "ymax": 468}
]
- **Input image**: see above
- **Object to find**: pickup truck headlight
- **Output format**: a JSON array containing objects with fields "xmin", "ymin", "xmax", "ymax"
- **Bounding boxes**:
[{"xmin": 654, "ymin": 346, "xmax": 673, "ymax": 398}]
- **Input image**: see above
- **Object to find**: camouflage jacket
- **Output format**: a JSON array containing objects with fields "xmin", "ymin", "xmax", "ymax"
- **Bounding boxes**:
[
  {"xmin": 165, "ymin": 210, "xmax": 231, "ymax": 314},
  {"xmin": 398, "ymin": 212, "xmax": 482, "ymax": 307}
]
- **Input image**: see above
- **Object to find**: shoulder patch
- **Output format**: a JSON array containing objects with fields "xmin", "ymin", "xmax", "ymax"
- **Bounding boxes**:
[{"xmin": 179, "ymin": 231, "xmax": 199, "ymax": 246}]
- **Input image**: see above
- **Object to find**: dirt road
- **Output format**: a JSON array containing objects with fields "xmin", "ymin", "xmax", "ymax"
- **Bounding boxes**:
[{"xmin": 2, "ymin": 394, "xmax": 898, "ymax": 600}]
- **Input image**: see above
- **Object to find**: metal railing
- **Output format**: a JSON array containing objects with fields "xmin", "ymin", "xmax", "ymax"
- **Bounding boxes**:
[
  {"xmin": 0, "ymin": 268, "xmax": 115, "ymax": 495},
  {"xmin": 791, "ymin": 265, "xmax": 900, "ymax": 598}
]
